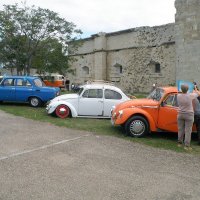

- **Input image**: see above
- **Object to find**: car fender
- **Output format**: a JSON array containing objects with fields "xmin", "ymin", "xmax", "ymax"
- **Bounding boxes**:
[
  {"xmin": 48, "ymin": 101, "xmax": 78, "ymax": 117},
  {"xmin": 28, "ymin": 95, "xmax": 43, "ymax": 102},
  {"xmin": 115, "ymin": 107, "xmax": 157, "ymax": 131}
]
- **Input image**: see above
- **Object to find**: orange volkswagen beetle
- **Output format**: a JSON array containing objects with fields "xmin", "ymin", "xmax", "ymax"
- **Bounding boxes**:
[{"xmin": 111, "ymin": 86, "xmax": 197, "ymax": 137}]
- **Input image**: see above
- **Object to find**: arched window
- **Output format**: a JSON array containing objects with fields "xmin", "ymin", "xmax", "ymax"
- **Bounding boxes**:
[
  {"xmin": 82, "ymin": 66, "xmax": 89, "ymax": 75},
  {"xmin": 114, "ymin": 63, "xmax": 123, "ymax": 74}
]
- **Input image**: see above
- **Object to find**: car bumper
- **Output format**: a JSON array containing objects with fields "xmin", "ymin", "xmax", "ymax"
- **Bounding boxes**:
[
  {"xmin": 111, "ymin": 117, "xmax": 115, "ymax": 126},
  {"xmin": 46, "ymin": 103, "xmax": 54, "ymax": 114}
]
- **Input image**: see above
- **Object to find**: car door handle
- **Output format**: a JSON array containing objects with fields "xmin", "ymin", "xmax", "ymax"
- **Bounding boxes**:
[{"xmin": 98, "ymin": 100, "xmax": 103, "ymax": 103}]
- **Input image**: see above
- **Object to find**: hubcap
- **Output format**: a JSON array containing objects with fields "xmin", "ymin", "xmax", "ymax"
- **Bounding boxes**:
[
  {"xmin": 59, "ymin": 107, "xmax": 67, "ymax": 115},
  {"xmin": 56, "ymin": 105, "xmax": 69, "ymax": 118},
  {"xmin": 130, "ymin": 120, "xmax": 145, "ymax": 136},
  {"xmin": 31, "ymin": 98, "xmax": 39, "ymax": 106}
]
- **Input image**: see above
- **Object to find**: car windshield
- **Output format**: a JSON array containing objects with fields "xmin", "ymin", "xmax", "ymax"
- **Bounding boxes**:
[
  {"xmin": 34, "ymin": 78, "xmax": 45, "ymax": 87},
  {"xmin": 77, "ymin": 87, "xmax": 84, "ymax": 95},
  {"xmin": 147, "ymin": 88, "xmax": 164, "ymax": 101}
]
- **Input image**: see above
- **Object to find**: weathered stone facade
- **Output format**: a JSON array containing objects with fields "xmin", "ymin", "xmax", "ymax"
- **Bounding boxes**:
[
  {"xmin": 67, "ymin": 0, "xmax": 200, "ymax": 93},
  {"xmin": 68, "ymin": 24, "xmax": 176, "ymax": 93},
  {"xmin": 175, "ymin": 0, "xmax": 200, "ymax": 83}
]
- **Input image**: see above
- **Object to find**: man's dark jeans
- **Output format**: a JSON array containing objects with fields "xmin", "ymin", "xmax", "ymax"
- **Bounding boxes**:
[{"xmin": 194, "ymin": 115, "xmax": 200, "ymax": 144}]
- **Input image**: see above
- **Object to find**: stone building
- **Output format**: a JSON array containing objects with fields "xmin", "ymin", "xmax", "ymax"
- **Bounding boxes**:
[
  {"xmin": 68, "ymin": 24, "xmax": 176, "ymax": 93},
  {"xmin": 175, "ymin": 0, "xmax": 200, "ymax": 82},
  {"xmin": 67, "ymin": 0, "xmax": 200, "ymax": 93}
]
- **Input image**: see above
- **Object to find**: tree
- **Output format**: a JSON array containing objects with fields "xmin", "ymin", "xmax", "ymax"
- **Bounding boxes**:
[{"xmin": 0, "ymin": 3, "xmax": 82, "ymax": 75}]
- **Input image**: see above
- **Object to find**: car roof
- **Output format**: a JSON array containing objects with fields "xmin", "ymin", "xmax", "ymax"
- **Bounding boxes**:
[
  {"xmin": 81, "ymin": 83, "xmax": 123, "ymax": 92},
  {"xmin": 161, "ymin": 86, "xmax": 178, "ymax": 93},
  {"xmin": 2, "ymin": 76, "xmax": 38, "ymax": 80}
]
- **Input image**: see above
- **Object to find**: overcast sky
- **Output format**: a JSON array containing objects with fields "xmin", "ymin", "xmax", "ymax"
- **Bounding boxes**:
[{"xmin": 0, "ymin": 0, "xmax": 176, "ymax": 38}]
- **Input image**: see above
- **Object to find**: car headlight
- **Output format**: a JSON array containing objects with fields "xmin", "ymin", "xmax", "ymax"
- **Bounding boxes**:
[
  {"xmin": 118, "ymin": 110, "xmax": 123, "ymax": 118},
  {"xmin": 112, "ymin": 112, "xmax": 117, "ymax": 118}
]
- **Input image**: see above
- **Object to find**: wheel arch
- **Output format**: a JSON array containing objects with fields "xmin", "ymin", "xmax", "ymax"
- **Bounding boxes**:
[
  {"xmin": 28, "ymin": 96, "xmax": 43, "ymax": 107},
  {"xmin": 53, "ymin": 101, "xmax": 78, "ymax": 117},
  {"xmin": 125, "ymin": 111, "xmax": 157, "ymax": 133},
  {"xmin": 28, "ymin": 96, "xmax": 43, "ymax": 103}
]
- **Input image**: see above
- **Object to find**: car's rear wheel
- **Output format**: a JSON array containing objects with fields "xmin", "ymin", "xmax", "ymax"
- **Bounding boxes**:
[
  {"xmin": 125, "ymin": 116, "xmax": 149, "ymax": 137},
  {"xmin": 55, "ymin": 104, "xmax": 70, "ymax": 118},
  {"xmin": 29, "ymin": 97, "xmax": 42, "ymax": 107}
]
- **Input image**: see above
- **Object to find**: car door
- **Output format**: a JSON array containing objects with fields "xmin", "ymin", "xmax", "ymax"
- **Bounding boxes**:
[
  {"xmin": 157, "ymin": 93, "xmax": 178, "ymax": 132},
  {"xmin": 0, "ymin": 78, "xmax": 15, "ymax": 101},
  {"xmin": 78, "ymin": 89, "xmax": 103, "ymax": 116},
  {"xmin": 15, "ymin": 78, "xmax": 33, "ymax": 102},
  {"xmin": 103, "ymin": 89, "xmax": 123, "ymax": 117}
]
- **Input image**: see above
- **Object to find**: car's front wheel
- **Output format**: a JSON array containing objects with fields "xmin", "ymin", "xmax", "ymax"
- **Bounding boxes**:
[
  {"xmin": 29, "ymin": 97, "xmax": 42, "ymax": 107},
  {"xmin": 55, "ymin": 104, "xmax": 70, "ymax": 118},
  {"xmin": 125, "ymin": 116, "xmax": 149, "ymax": 137}
]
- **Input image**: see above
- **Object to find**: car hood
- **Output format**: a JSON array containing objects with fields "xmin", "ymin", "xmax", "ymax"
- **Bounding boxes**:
[
  {"xmin": 114, "ymin": 98, "xmax": 159, "ymax": 110},
  {"xmin": 51, "ymin": 93, "xmax": 79, "ymax": 102}
]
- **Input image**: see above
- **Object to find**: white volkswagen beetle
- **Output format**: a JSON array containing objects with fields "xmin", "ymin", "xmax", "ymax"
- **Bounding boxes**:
[{"xmin": 46, "ymin": 82, "xmax": 130, "ymax": 118}]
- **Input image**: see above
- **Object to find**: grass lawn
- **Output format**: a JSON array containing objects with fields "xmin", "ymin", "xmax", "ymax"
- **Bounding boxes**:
[{"xmin": 0, "ymin": 102, "xmax": 200, "ymax": 155}]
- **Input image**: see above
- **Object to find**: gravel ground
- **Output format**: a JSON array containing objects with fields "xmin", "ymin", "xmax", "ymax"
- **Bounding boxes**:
[{"xmin": 0, "ymin": 110, "xmax": 200, "ymax": 200}]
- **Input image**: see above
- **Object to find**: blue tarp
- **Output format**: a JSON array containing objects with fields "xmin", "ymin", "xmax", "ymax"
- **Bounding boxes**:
[{"xmin": 176, "ymin": 80, "xmax": 194, "ymax": 93}]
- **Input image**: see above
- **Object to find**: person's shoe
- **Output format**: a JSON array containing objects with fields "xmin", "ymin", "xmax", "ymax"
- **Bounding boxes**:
[
  {"xmin": 184, "ymin": 146, "xmax": 192, "ymax": 151},
  {"xmin": 177, "ymin": 143, "xmax": 182, "ymax": 147}
]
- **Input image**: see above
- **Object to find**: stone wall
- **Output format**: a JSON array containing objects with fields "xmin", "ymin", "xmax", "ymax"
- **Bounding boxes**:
[
  {"xmin": 175, "ymin": 0, "xmax": 200, "ymax": 83},
  {"xmin": 68, "ymin": 23, "xmax": 176, "ymax": 93}
]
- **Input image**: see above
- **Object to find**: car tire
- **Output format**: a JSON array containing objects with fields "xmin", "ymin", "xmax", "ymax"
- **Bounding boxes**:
[
  {"xmin": 55, "ymin": 104, "xmax": 70, "ymax": 118},
  {"xmin": 125, "ymin": 116, "xmax": 149, "ymax": 137},
  {"xmin": 29, "ymin": 97, "xmax": 42, "ymax": 107}
]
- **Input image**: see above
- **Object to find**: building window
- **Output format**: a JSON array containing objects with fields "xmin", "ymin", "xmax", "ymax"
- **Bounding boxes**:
[
  {"xmin": 119, "ymin": 65, "xmax": 123, "ymax": 74},
  {"xmin": 82, "ymin": 66, "xmax": 89, "ymax": 75},
  {"xmin": 155, "ymin": 63, "xmax": 161, "ymax": 73},
  {"xmin": 114, "ymin": 63, "xmax": 123, "ymax": 74},
  {"xmin": 148, "ymin": 60, "xmax": 161, "ymax": 74}
]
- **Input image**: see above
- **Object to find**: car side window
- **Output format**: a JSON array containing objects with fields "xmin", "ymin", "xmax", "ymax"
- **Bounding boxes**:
[
  {"xmin": 16, "ymin": 79, "xmax": 32, "ymax": 87},
  {"xmin": 163, "ymin": 94, "xmax": 178, "ymax": 107},
  {"xmin": 34, "ymin": 78, "xmax": 43, "ymax": 87},
  {"xmin": 82, "ymin": 89, "xmax": 103, "ymax": 98},
  {"xmin": 104, "ymin": 89, "xmax": 122, "ymax": 100},
  {"xmin": 3, "ymin": 78, "xmax": 14, "ymax": 86},
  {"xmin": 82, "ymin": 90, "xmax": 89, "ymax": 98}
]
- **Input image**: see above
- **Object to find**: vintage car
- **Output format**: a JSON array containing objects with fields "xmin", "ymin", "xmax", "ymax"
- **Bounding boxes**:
[
  {"xmin": 46, "ymin": 82, "xmax": 130, "ymax": 118},
  {"xmin": 34, "ymin": 73, "xmax": 65, "ymax": 89},
  {"xmin": 0, "ymin": 76, "xmax": 60, "ymax": 107},
  {"xmin": 111, "ymin": 86, "xmax": 195, "ymax": 137}
]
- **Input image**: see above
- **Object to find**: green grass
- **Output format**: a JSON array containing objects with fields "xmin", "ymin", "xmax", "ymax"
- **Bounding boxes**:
[{"xmin": 0, "ymin": 102, "xmax": 200, "ymax": 155}]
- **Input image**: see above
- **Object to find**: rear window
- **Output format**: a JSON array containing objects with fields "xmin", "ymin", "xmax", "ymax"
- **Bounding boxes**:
[
  {"xmin": 104, "ymin": 89, "xmax": 122, "ymax": 100},
  {"xmin": 34, "ymin": 78, "xmax": 44, "ymax": 87}
]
